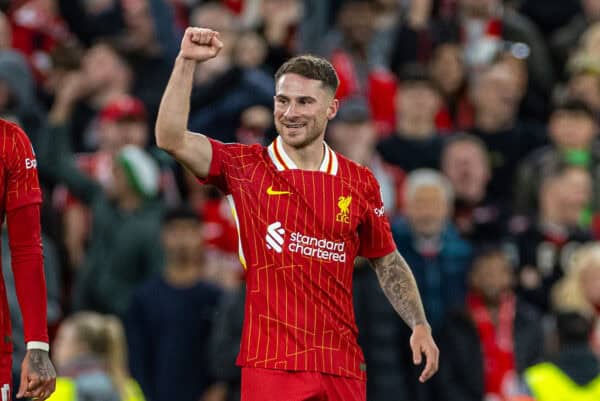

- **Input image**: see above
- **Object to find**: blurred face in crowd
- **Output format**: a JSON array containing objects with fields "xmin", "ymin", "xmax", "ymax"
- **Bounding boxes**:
[
  {"xmin": 122, "ymin": 0, "xmax": 157, "ymax": 52},
  {"xmin": 459, "ymin": 0, "xmax": 499, "ymax": 18},
  {"xmin": 542, "ymin": 168, "xmax": 592, "ymax": 225},
  {"xmin": 338, "ymin": 1, "xmax": 375, "ymax": 50},
  {"xmin": 234, "ymin": 32, "xmax": 268, "ymax": 69},
  {"xmin": 430, "ymin": 44, "xmax": 465, "ymax": 97},
  {"xmin": 52, "ymin": 322, "xmax": 84, "ymax": 370},
  {"xmin": 471, "ymin": 65, "xmax": 520, "ymax": 129},
  {"xmin": 190, "ymin": 3, "xmax": 236, "ymax": 56},
  {"xmin": 328, "ymin": 120, "xmax": 376, "ymax": 165},
  {"xmin": 274, "ymin": 73, "xmax": 338, "ymax": 149},
  {"xmin": 470, "ymin": 251, "xmax": 513, "ymax": 305},
  {"xmin": 120, "ymin": 119, "xmax": 148, "ymax": 148},
  {"xmin": 98, "ymin": 121, "xmax": 125, "ymax": 153},
  {"xmin": 442, "ymin": 140, "xmax": 490, "ymax": 204},
  {"xmin": 396, "ymin": 81, "xmax": 441, "ymax": 130},
  {"xmin": 549, "ymin": 110, "xmax": 597, "ymax": 150},
  {"xmin": 497, "ymin": 54, "xmax": 528, "ymax": 100},
  {"xmin": 162, "ymin": 217, "xmax": 204, "ymax": 265},
  {"xmin": 82, "ymin": 44, "xmax": 130, "ymax": 91},
  {"xmin": 568, "ymin": 73, "xmax": 600, "ymax": 112},
  {"xmin": 191, "ymin": 4, "xmax": 236, "ymax": 82},
  {"xmin": 405, "ymin": 185, "xmax": 450, "ymax": 237},
  {"xmin": 582, "ymin": 23, "xmax": 600, "ymax": 56},
  {"xmin": 261, "ymin": 0, "xmax": 302, "ymax": 26},
  {"xmin": 558, "ymin": 167, "xmax": 592, "ymax": 225},
  {"xmin": 580, "ymin": 262, "xmax": 600, "ymax": 308},
  {"xmin": 583, "ymin": 0, "xmax": 600, "ymax": 20},
  {"xmin": 237, "ymin": 105, "xmax": 272, "ymax": 144}
]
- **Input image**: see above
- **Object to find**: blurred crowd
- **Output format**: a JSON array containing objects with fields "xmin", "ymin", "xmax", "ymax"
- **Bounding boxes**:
[{"xmin": 1, "ymin": 0, "xmax": 600, "ymax": 400}]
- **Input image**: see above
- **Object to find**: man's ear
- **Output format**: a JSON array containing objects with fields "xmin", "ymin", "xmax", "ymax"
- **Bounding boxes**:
[{"xmin": 327, "ymin": 98, "xmax": 339, "ymax": 120}]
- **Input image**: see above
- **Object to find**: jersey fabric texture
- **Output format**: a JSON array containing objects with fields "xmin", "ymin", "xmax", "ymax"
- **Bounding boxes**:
[{"xmin": 200, "ymin": 136, "xmax": 396, "ymax": 380}]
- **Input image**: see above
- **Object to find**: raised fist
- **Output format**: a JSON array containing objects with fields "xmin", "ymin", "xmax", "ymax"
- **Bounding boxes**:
[{"xmin": 180, "ymin": 27, "xmax": 224, "ymax": 62}]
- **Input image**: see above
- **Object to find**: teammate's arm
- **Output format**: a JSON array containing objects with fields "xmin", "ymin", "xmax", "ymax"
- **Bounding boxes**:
[
  {"xmin": 4, "ymin": 125, "xmax": 56, "ymax": 400},
  {"xmin": 369, "ymin": 250, "xmax": 439, "ymax": 383},
  {"xmin": 155, "ymin": 27, "xmax": 223, "ymax": 179}
]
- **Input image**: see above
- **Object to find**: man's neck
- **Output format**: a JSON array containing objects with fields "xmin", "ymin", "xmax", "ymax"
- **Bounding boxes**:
[
  {"xmin": 281, "ymin": 137, "xmax": 326, "ymax": 171},
  {"xmin": 164, "ymin": 263, "xmax": 203, "ymax": 287}
]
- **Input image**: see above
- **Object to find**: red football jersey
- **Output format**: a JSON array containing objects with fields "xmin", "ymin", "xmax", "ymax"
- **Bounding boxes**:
[
  {"xmin": 0, "ymin": 119, "xmax": 45, "ymax": 352},
  {"xmin": 201, "ymin": 136, "xmax": 396, "ymax": 380}
]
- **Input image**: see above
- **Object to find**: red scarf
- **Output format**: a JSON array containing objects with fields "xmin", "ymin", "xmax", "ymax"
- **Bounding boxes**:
[{"xmin": 467, "ymin": 292, "xmax": 516, "ymax": 399}]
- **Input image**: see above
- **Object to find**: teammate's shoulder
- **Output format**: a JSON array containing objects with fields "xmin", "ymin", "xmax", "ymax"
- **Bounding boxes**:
[{"xmin": 0, "ymin": 118, "xmax": 27, "ymax": 139}]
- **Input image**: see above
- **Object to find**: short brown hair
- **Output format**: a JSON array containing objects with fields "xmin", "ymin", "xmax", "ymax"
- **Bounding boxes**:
[{"xmin": 275, "ymin": 55, "xmax": 339, "ymax": 93}]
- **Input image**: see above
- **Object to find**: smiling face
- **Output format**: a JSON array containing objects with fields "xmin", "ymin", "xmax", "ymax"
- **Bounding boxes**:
[{"xmin": 273, "ymin": 73, "xmax": 339, "ymax": 149}]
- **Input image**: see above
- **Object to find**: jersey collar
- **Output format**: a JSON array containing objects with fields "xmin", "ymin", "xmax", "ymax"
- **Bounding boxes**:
[{"xmin": 267, "ymin": 136, "xmax": 339, "ymax": 176}]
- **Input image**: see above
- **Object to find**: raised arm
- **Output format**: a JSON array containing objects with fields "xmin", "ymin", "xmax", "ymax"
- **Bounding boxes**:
[
  {"xmin": 370, "ymin": 249, "xmax": 439, "ymax": 383},
  {"xmin": 155, "ymin": 27, "xmax": 223, "ymax": 179}
]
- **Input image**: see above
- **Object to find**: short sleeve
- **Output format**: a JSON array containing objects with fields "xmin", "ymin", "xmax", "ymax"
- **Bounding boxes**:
[
  {"xmin": 358, "ymin": 170, "xmax": 396, "ymax": 259},
  {"xmin": 5, "ymin": 124, "xmax": 42, "ymax": 211},
  {"xmin": 196, "ymin": 138, "xmax": 252, "ymax": 194}
]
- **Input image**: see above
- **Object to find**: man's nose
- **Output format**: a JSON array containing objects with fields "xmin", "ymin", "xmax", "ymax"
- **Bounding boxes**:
[{"xmin": 283, "ymin": 102, "xmax": 298, "ymax": 118}]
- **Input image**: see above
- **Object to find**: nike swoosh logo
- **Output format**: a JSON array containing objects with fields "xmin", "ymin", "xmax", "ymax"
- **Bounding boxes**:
[{"xmin": 267, "ymin": 186, "xmax": 290, "ymax": 196}]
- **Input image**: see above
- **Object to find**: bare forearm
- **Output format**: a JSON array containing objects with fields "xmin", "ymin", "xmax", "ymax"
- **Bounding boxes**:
[
  {"xmin": 371, "ymin": 250, "xmax": 428, "ymax": 329},
  {"xmin": 156, "ymin": 55, "xmax": 196, "ymax": 152}
]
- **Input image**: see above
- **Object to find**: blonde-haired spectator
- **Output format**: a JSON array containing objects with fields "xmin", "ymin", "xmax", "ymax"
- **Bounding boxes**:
[
  {"xmin": 49, "ymin": 311, "xmax": 145, "ymax": 401},
  {"xmin": 552, "ymin": 243, "xmax": 600, "ymax": 354}
]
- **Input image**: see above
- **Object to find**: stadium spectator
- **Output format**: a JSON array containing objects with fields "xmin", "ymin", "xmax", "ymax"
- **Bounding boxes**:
[
  {"xmin": 428, "ymin": 41, "xmax": 471, "ymax": 131},
  {"xmin": 353, "ymin": 258, "xmax": 411, "ymax": 401},
  {"xmin": 65, "ymin": 42, "xmax": 134, "ymax": 152},
  {"xmin": 41, "ymin": 76, "xmax": 163, "ymax": 317},
  {"xmin": 551, "ymin": 0, "xmax": 600, "ymax": 75},
  {"xmin": 454, "ymin": 0, "xmax": 555, "ymax": 97},
  {"xmin": 50, "ymin": 311, "xmax": 145, "ymax": 401},
  {"xmin": 392, "ymin": 169, "xmax": 472, "ymax": 330},
  {"xmin": 438, "ymin": 246, "xmax": 544, "ymax": 401},
  {"xmin": 186, "ymin": 2, "xmax": 274, "ymax": 143},
  {"xmin": 0, "ymin": 49, "xmax": 46, "ymax": 147},
  {"xmin": 515, "ymin": 99, "xmax": 600, "ymax": 217},
  {"xmin": 512, "ymin": 165, "xmax": 593, "ymax": 313},
  {"xmin": 524, "ymin": 311, "xmax": 600, "ymax": 401},
  {"xmin": 377, "ymin": 65, "xmax": 444, "ymax": 171},
  {"xmin": 127, "ymin": 207, "xmax": 222, "ymax": 401},
  {"xmin": 441, "ymin": 133, "xmax": 510, "ymax": 244},
  {"xmin": 469, "ymin": 62, "xmax": 546, "ymax": 203},
  {"xmin": 552, "ymin": 243, "xmax": 600, "ymax": 355}
]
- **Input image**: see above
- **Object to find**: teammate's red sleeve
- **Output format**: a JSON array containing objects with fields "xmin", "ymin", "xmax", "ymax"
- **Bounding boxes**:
[{"xmin": 6, "ymin": 204, "xmax": 48, "ymax": 346}]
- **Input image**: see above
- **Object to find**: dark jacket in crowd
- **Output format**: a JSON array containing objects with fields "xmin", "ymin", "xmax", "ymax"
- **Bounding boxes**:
[
  {"xmin": 39, "ymin": 123, "xmax": 163, "ymax": 316},
  {"xmin": 392, "ymin": 218, "xmax": 472, "ymax": 330},
  {"xmin": 127, "ymin": 276, "xmax": 223, "ymax": 401},
  {"xmin": 437, "ymin": 299, "xmax": 544, "ymax": 401},
  {"xmin": 353, "ymin": 261, "xmax": 409, "ymax": 401}
]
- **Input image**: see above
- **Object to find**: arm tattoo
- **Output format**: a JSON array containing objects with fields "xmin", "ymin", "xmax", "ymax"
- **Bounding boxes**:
[
  {"xmin": 28, "ymin": 349, "xmax": 55, "ymax": 378},
  {"xmin": 370, "ymin": 250, "xmax": 427, "ymax": 329}
]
